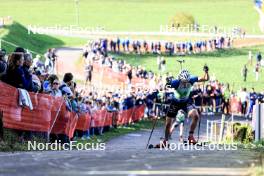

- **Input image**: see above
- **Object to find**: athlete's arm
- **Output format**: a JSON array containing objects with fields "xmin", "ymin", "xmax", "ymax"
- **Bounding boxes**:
[{"xmin": 167, "ymin": 79, "xmax": 179, "ymax": 89}]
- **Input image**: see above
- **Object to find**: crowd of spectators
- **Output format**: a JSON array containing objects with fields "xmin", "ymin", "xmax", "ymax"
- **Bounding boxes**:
[
  {"xmin": 0, "ymin": 47, "xmax": 155, "ymax": 142},
  {"xmin": 144, "ymin": 79, "xmax": 264, "ymax": 119},
  {"xmin": 83, "ymin": 40, "xmax": 156, "ymax": 84},
  {"xmin": 97, "ymin": 36, "xmax": 233, "ymax": 55},
  {"xmin": 0, "ymin": 42, "xmax": 263, "ymax": 142},
  {"xmin": 82, "ymin": 39, "xmax": 264, "ymax": 119}
]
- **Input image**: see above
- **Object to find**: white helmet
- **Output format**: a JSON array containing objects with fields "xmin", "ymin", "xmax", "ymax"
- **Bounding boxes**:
[{"xmin": 178, "ymin": 69, "xmax": 190, "ymax": 81}]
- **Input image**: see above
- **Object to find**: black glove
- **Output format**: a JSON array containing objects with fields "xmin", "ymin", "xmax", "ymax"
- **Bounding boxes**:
[{"xmin": 203, "ymin": 64, "xmax": 209, "ymax": 73}]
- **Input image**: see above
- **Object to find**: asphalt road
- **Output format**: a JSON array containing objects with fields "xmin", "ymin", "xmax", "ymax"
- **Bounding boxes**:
[{"xmin": 0, "ymin": 116, "xmax": 261, "ymax": 176}]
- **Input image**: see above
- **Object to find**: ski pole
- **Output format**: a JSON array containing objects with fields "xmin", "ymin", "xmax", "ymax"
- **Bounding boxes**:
[{"xmin": 145, "ymin": 117, "xmax": 158, "ymax": 149}]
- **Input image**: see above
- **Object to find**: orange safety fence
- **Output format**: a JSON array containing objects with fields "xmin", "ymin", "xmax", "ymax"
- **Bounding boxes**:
[
  {"xmin": 92, "ymin": 64, "xmax": 149, "ymax": 87},
  {"xmin": 116, "ymin": 108, "xmax": 131, "ymax": 125},
  {"xmin": 75, "ymin": 113, "xmax": 91, "ymax": 131},
  {"xmin": 132, "ymin": 105, "xmax": 145, "ymax": 122},
  {"xmin": 75, "ymin": 105, "xmax": 146, "ymax": 131},
  {"xmin": 0, "ymin": 82, "xmax": 62, "ymax": 132},
  {"xmin": 0, "ymin": 81, "xmax": 146, "ymax": 137},
  {"xmin": 58, "ymin": 58, "xmax": 150, "ymax": 88},
  {"xmin": 93, "ymin": 109, "xmax": 107, "ymax": 127},
  {"xmin": 51, "ymin": 104, "xmax": 78, "ymax": 139},
  {"xmin": 104, "ymin": 112, "xmax": 113, "ymax": 126},
  {"xmin": 0, "ymin": 82, "xmax": 78, "ymax": 138},
  {"xmin": 116, "ymin": 105, "xmax": 146, "ymax": 126}
]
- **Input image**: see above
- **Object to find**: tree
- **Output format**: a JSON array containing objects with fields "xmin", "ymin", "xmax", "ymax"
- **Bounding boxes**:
[{"xmin": 170, "ymin": 12, "xmax": 195, "ymax": 30}]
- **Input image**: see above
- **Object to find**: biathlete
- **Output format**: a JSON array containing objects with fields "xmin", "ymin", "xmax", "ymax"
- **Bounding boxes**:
[{"xmin": 157, "ymin": 65, "xmax": 209, "ymax": 147}]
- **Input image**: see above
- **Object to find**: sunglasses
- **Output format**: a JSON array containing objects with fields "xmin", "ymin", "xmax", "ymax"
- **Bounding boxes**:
[{"xmin": 53, "ymin": 82, "xmax": 59, "ymax": 85}]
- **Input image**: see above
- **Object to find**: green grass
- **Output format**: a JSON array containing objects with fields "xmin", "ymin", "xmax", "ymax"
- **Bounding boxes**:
[
  {"xmin": 0, "ymin": 22, "xmax": 87, "ymax": 56},
  {"xmin": 0, "ymin": 0, "xmax": 263, "ymax": 91},
  {"xmin": 250, "ymin": 166, "xmax": 264, "ymax": 176},
  {"xmin": 111, "ymin": 46, "xmax": 264, "ymax": 91},
  {"xmin": 0, "ymin": 0, "xmax": 261, "ymax": 34},
  {"xmin": 0, "ymin": 22, "xmax": 64, "ymax": 54}
]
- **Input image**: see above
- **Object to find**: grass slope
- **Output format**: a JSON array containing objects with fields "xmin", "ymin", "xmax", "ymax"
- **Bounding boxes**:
[
  {"xmin": 0, "ymin": 0, "xmax": 261, "ymax": 34},
  {"xmin": 0, "ymin": 22, "xmax": 87, "ymax": 55},
  {"xmin": 111, "ymin": 46, "xmax": 264, "ymax": 91}
]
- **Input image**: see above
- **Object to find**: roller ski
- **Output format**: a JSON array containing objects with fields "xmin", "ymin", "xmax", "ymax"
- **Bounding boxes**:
[
  {"xmin": 183, "ymin": 136, "xmax": 208, "ymax": 146},
  {"xmin": 148, "ymin": 140, "xmax": 169, "ymax": 149}
]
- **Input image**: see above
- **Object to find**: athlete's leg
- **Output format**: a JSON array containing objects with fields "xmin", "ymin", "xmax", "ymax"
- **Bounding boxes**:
[
  {"xmin": 155, "ymin": 116, "xmax": 172, "ymax": 148},
  {"xmin": 187, "ymin": 108, "xmax": 199, "ymax": 143},
  {"xmin": 165, "ymin": 117, "xmax": 173, "ymax": 141},
  {"xmin": 155, "ymin": 100, "xmax": 178, "ymax": 148}
]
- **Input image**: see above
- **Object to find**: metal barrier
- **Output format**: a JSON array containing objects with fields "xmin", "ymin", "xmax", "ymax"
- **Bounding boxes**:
[
  {"xmin": 206, "ymin": 114, "xmax": 235, "ymax": 143},
  {"xmin": 253, "ymin": 103, "xmax": 264, "ymax": 141}
]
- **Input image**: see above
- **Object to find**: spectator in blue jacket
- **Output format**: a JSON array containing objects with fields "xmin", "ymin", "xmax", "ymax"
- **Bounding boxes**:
[
  {"xmin": 4, "ymin": 52, "xmax": 32, "ymax": 90},
  {"xmin": 246, "ymin": 88, "xmax": 258, "ymax": 118}
]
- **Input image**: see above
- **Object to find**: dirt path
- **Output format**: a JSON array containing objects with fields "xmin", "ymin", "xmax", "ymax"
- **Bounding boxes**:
[{"xmin": 56, "ymin": 47, "xmax": 84, "ymax": 80}]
